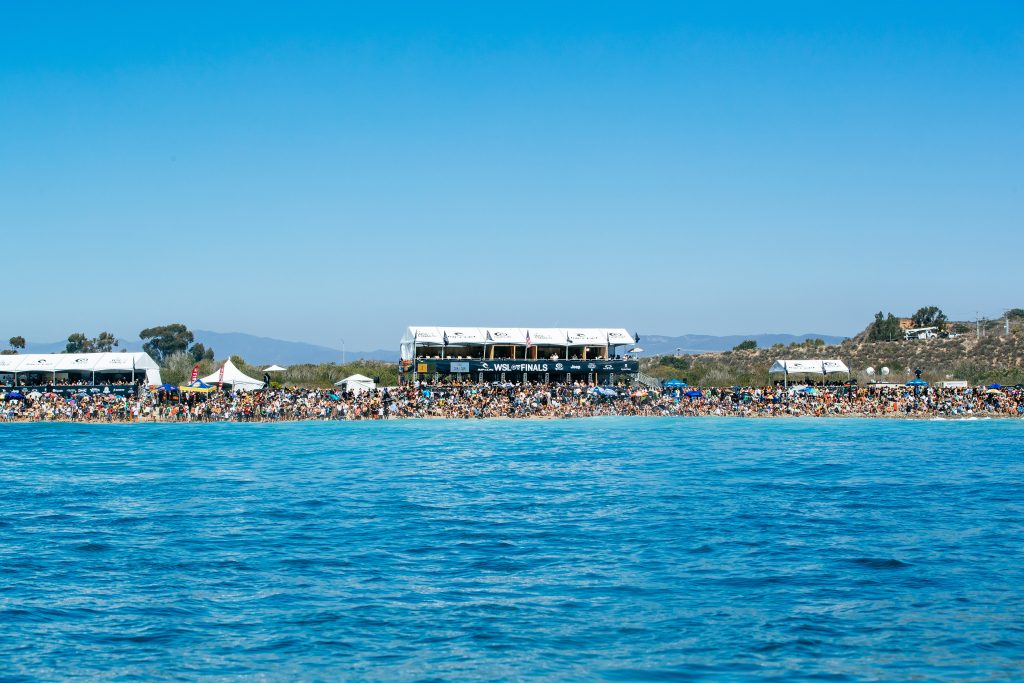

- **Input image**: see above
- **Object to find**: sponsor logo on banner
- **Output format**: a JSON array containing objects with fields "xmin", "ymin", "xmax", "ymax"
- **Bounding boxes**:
[
  {"xmin": 416, "ymin": 363, "xmax": 428, "ymax": 373},
  {"xmin": 449, "ymin": 362, "xmax": 470, "ymax": 373}
]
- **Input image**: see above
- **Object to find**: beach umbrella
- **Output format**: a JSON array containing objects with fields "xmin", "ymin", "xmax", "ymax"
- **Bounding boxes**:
[
  {"xmin": 906, "ymin": 378, "xmax": 929, "ymax": 387},
  {"xmin": 26, "ymin": 390, "xmax": 42, "ymax": 399},
  {"xmin": 629, "ymin": 347, "xmax": 644, "ymax": 353},
  {"xmin": 684, "ymin": 390, "xmax": 703, "ymax": 398},
  {"xmin": 662, "ymin": 379, "xmax": 688, "ymax": 387},
  {"xmin": 4, "ymin": 391, "xmax": 26, "ymax": 400},
  {"xmin": 987, "ymin": 383, "xmax": 1003, "ymax": 389},
  {"xmin": 158, "ymin": 383, "xmax": 179, "ymax": 392},
  {"xmin": 985, "ymin": 388, "xmax": 1003, "ymax": 395}
]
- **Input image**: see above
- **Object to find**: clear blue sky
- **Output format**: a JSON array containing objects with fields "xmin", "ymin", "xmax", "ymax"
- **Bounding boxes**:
[{"xmin": 2, "ymin": 2, "xmax": 1021, "ymax": 350}]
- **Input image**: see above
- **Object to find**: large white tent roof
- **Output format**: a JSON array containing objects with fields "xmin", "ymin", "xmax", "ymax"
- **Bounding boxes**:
[
  {"xmin": 0, "ymin": 352, "xmax": 160, "ymax": 373},
  {"xmin": 0, "ymin": 352, "xmax": 162, "ymax": 385},
  {"xmin": 201, "ymin": 358, "xmax": 265, "ymax": 391},
  {"xmin": 400, "ymin": 326, "xmax": 634, "ymax": 360},
  {"xmin": 769, "ymin": 359, "xmax": 850, "ymax": 375}
]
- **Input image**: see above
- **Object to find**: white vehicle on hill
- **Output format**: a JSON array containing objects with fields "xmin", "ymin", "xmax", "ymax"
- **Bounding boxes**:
[{"xmin": 904, "ymin": 326, "xmax": 939, "ymax": 340}]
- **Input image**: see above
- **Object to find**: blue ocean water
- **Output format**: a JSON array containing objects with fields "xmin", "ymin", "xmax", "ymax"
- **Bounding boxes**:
[{"xmin": 1, "ymin": 418, "xmax": 1022, "ymax": 681}]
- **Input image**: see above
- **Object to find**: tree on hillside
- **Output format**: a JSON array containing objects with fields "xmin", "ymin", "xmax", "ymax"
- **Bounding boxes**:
[
  {"xmin": 733, "ymin": 339, "xmax": 757, "ymax": 351},
  {"xmin": 139, "ymin": 324, "xmax": 211, "ymax": 364},
  {"xmin": 190, "ymin": 342, "xmax": 215, "ymax": 362},
  {"xmin": 911, "ymin": 306, "xmax": 948, "ymax": 330},
  {"xmin": 1006, "ymin": 308, "xmax": 1024, "ymax": 320},
  {"xmin": 65, "ymin": 332, "xmax": 92, "ymax": 353},
  {"xmin": 868, "ymin": 312, "xmax": 902, "ymax": 341},
  {"xmin": 93, "ymin": 331, "xmax": 119, "ymax": 352},
  {"xmin": 65, "ymin": 331, "xmax": 120, "ymax": 354},
  {"xmin": 8, "ymin": 336, "xmax": 25, "ymax": 352}
]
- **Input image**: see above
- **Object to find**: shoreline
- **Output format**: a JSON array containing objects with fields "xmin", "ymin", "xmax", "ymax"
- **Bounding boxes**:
[{"xmin": 0, "ymin": 413, "xmax": 1018, "ymax": 425}]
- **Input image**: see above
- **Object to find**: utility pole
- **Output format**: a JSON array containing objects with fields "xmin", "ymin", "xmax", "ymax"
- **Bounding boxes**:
[
  {"xmin": 340, "ymin": 338, "xmax": 346, "ymax": 366},
  {"xmin": 976, "ymin": 313, "xmax": 981, "ymax": 340}
]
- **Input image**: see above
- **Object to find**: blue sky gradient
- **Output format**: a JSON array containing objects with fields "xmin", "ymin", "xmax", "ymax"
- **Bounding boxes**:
[{"xmin": 2, "ymin": 2, "xmax": 1021, "ymax": 349}]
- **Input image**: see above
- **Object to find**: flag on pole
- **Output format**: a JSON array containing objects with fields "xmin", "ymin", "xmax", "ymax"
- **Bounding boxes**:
[
  {"xmin": 442, "ymin": 331, "xmax": 449, "ymax": 347},
  {"xmin": 189, "ymin": 364, "xmax": 200, "ymax": 383}
]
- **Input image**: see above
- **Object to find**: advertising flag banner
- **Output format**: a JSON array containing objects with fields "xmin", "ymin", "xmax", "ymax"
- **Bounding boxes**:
[
  {"xmin": 190, "ymin": 364, "xmax": 200, "ymax": 383},
  {"xmin": 217, "ymin": 364, "xmax": 225, "ymax": 390}
]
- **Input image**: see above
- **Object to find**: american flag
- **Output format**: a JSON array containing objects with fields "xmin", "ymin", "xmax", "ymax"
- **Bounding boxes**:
[{"xmin": 525, "ymin": 330, "xmax": 532, "ymax": 347}]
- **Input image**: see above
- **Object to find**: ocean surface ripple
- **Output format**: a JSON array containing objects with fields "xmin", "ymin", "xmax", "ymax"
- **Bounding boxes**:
[{"xmin": 1, "ymin": 418, "xmax": 1022, "ymax": 681}]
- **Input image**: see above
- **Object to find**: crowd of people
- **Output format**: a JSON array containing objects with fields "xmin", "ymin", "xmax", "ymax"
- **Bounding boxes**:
[{"xmin": 2, "ymin": 380, "xmax": 1022, "ymax": 423}]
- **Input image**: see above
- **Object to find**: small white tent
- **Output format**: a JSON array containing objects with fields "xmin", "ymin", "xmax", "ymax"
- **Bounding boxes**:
[
  {"xmin": 769, "ymin": 359, "xmax": 851, "ymax": 386},
  {"xmin": 334, "ymin": 374, "xmax": 375, "ymax": 394},
  {"xmin": 201, "ymin": 358, "xmax": 265, "ymax": 391}
]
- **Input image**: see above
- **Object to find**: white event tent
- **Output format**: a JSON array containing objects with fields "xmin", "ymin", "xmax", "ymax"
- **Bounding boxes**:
[
  {"xmin": 769, "ymin": 359, "xmax": 851, "ymax": 386},
  {"xmin": 400, "ymin": 327, "xmax": 636, "ymax": 361},
  {"xmin": 0, "ymin": 352, "xmax": 162, "ymax": 385},
  {"xmin": 201, "ymin": 358, "xmax": 265, "ymax": 391},
  {"xmin": 334, "ymin": 374, "xmax": 376, "ymax": 394}
]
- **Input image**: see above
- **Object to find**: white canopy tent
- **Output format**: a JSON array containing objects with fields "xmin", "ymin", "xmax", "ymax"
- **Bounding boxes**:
[
  {"xmin": 400, "ymin": 326, "xmax": 636, "ymax": 361},
  {"xmin": 201, "ymin": 358, "xmax": 265, "ymax": 391},
  {"xmin": 0, "ymin": 352, "xmax": 162, "ymax": 385},
  {"xmin": 769, "ymin": 359, "xmax": 851, "ymax": 386},
  {"xmin": 334, "ymin": 373, "xmax": 375, "ymax": 394}
]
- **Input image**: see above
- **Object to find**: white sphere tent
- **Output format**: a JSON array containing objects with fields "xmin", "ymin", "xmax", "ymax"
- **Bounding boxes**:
[
  {"xmin": 0, "ymin": 352, "xmax": 162, "ymax": 386},
  {"xmin": 334, "ymin": 374, "xmax": 376, "ymax": 394}
]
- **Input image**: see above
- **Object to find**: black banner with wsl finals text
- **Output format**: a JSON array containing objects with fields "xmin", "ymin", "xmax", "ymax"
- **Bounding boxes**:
[{"xmin": 412, "ymin": 359, "xmax": 638, "ymax": 375}]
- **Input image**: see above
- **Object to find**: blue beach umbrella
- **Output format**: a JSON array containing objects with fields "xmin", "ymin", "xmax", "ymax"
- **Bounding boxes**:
[
  {"xmin": 684, "ymin": 390, "xmax": 703, "ymax": 398},
  {"xmin": 906, "ymin": 378, "xmax": 929, "ymax": 387},
  {"xmin": 5, "ymin": 391, "xmax": 26, "ymax": 400},
  {"xmin": 987, "ymin": 383, "xmax": 1003, "ymax": 389},
  {"xmin": 662, "ymin": 379, "xmax": 688, "ymax": 388}
]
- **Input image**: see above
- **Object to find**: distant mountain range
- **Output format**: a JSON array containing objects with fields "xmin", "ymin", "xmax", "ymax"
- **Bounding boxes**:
[
  {"xmin": 18, "ymin": 330, "xmax": 847, "ymax": 364},
  {"xmin": 20, "ymin": 331, "xmax": 395, "ymax": 365},
  {"xmin": 189, "ymin": 331, "xmax": 396, "ymax": 364}
]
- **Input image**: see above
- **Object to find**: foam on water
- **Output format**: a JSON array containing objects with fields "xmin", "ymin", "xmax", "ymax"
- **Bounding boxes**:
[{"xmin": 1, "ymin": 417, "xmax": 1023, "ymax": 680}]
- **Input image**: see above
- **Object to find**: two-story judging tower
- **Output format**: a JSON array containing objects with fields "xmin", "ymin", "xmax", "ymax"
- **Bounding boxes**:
[{"xmin": 399, "ymin": 327, "xmax": 640, "ymax": 384}]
